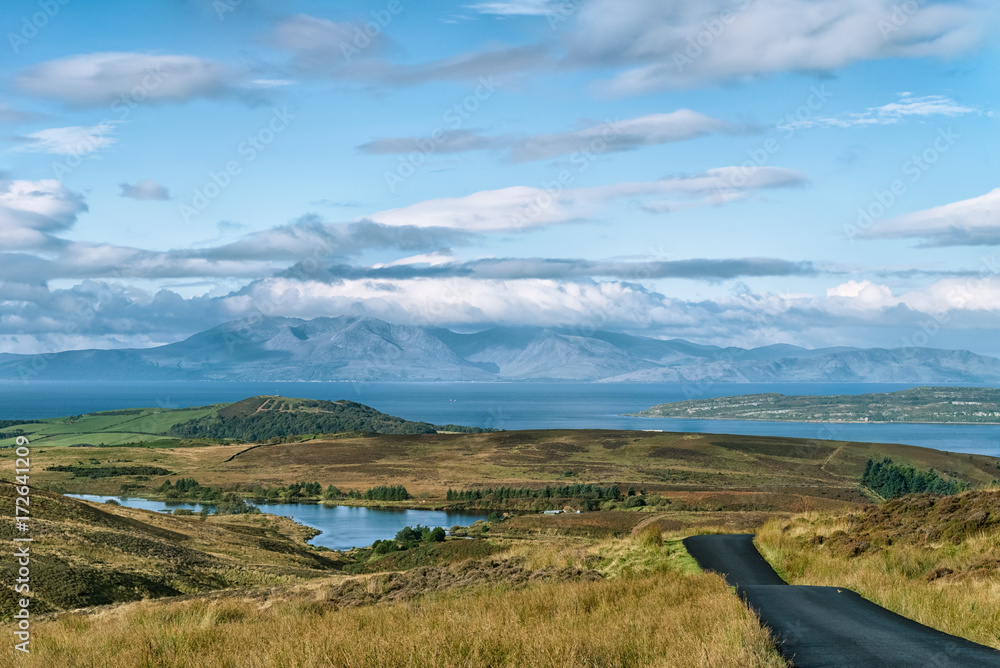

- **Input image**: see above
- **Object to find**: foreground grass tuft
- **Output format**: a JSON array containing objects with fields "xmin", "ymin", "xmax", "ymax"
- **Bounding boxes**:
[{"xmin": 27, "ymin": 534, "xmax": 784, "ymax": 667}]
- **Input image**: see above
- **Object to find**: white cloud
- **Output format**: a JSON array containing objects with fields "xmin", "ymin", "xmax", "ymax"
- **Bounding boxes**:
[
  {"xmin": 269, "ymin": 14, "xmax": 548, "ymax": 83},
  {"xmin": 510, "ymin": 110, "xmax": 745, "ymax": 161},
  {"xmin": 358, "ymin": 109, "xmax": 743, "ymax": 161},
  {"xmin": 120, "ymin": 180, "xmax": 171, "ymax": 201},
  {"xmin": 369, "ymin": 166, "xmax": 804, "ymax": 230},
  {"xmin": 6, "ymin": 269, "xmax": 1000, "ymax": 355},
  {"xmin": 565, "ymin": 0, "xmax": 993, "ymax": 94},
  {"xmin": 15, "ymin": 52, "xmax": 246, "ymax": 107},
  {"xmin": 826, "ymin": 280, "xmax": 900, "ymax": 310},
  {"xmin": 268, "ymin": 14, "xmax": 376, "ymax": 73},
  {"xmin": 781, "ymin": 94, "xmax": 981, "ymax": 131},
  {"xmin": 862, "ymin": 188, "xmax": 1000, "ymax": 246},
  {"xmin": 11, "ymin": 123, "xmax": 120, "ymax": 155},
  {"xmin": 229, "ymin": 276, "xmax": 680, "ymax": 330},
  {"xmin": 466, "ymin": 0, "xmax": 559, "ymax": 16},
  {"xmin": 0, "ymin": 179, "xmax": 87, "ymax": 249}
]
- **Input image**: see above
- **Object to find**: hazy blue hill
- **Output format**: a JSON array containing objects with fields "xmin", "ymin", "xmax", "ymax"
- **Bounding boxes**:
[{"xmin": 3, "ymin": 315, "xmax": 1000, "ymax": 383}]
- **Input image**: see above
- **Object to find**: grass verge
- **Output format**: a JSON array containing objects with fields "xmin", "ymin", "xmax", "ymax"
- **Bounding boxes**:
[{"xmin": 755, "ymin": 489, "xmax": 1000, "ymax": 649}]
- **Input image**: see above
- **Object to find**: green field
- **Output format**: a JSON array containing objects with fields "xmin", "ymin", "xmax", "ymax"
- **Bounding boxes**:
[{"xmin": 0, "ymin": 405, "xmax": 223, "ymax": 448}]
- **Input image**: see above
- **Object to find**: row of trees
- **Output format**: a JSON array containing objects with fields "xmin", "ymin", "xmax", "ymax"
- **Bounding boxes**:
[
  {"xmin": 363, "ymin": 485, "xmax": 411, "ymax": 501},
  {"xmin": 158, "ymin": 478, "xmax": 410, "ymax": 503},
  {"xmin": 446, "ymin": 483, "xmax": 624, "ymax": 502},
  {"xmin": 862, "ymin": 458, "xmax": 966, "ymax": 498},
  {"xmin": 47, "ymin": 464, "xmax": 173, "ymax": 479}
]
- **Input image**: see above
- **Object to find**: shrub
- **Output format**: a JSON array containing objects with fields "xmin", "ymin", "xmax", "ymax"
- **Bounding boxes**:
[
  {"xmin": 637, "ymin": 526, "xmax": 663, "ymax": 548},
  {"xmin": 372, "ymin": 539, "xmax": 398, "ymax": 555}
]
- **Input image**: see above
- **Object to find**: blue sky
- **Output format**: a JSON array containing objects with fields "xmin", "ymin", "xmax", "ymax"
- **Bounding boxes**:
[{"xmin": 1, "ymin": 0, "xmax": 998, "ymax": 355}]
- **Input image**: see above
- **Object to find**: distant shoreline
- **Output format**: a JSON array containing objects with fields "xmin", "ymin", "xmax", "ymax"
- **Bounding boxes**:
[{"xmin": 624, "ymin": 414, "xmax": 1000, "ymax": 426}]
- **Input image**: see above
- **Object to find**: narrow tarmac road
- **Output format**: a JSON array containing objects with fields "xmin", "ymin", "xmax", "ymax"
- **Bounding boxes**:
[{"xmin": 683, "ymin": 534, "xmax": 1000, "ymax": 668}]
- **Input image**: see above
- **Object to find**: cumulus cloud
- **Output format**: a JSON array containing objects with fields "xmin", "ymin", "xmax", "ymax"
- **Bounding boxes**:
[
  {"xmin": 358, "ymin": 110, "xmax": 747, "ymax": 162},
  {"xmin": 119, "ymin": 180, "xmax": 171, "ymax": 201},
  {"xmin": 0, "ymin": 178, "xmax": 87, "ymax": 250},
  {"xmin": 10, "ymin": 123, "xmax": 120, "ymax": 155},
  {"xmin": 826, "ymin": 279, "xmax": 900, "ymax": 310},
  {"xmin": 0, "ymin": 210, "xmax": 480, "ymax": 283},
  {"xmin": 15, "ymin": 52, "xmax": 250, "ymax": 107},
  {"xmin": 564, "ymin": 0, "xmax": 993, "ymax": 94},
  {"xmin": 5, "ymin": 269, "xmax": 1000, "ymax": 355},
  {"xmin": 861, "ymin": 188, "xmax": 1000, "ymax": 246},
  {"xmin": 369, "ymin": 166, "xmax": 804, "ymax": 230}
]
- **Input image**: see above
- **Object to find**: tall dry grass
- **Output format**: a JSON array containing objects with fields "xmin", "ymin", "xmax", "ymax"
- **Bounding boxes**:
[
  {"xmin": 17, "ymin": 534, "xmax": 784, "ymax": 668},
  {"xmin": 756, "ymin": 512, "xmax": 1000, "ymax": 649}
]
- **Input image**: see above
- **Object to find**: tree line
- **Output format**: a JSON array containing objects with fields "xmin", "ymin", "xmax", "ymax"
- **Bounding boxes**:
[
  {"xmin": 862, "ymin": 457, "xmax": 967, "ymax": 499},
  {"xmin": 158, "ymin": 478, "xmax": 410, "ymax": 503},
  {"xmin": 446, "ymin": 483, "xmax": 623, "ymax": 502}
]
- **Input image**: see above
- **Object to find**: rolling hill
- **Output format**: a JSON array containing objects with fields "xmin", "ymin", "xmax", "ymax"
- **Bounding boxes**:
[{"xmin": 0, "ymin": 395, "xmax": 486, "ymax": 450}]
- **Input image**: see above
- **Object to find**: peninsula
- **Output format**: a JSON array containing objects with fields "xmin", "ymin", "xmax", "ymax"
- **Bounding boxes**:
[{"xmin": 630, "ymin": 387, "xmax": 1000, "ymax": 424}]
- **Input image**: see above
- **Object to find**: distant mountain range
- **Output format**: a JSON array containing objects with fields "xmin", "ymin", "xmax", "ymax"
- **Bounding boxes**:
[{"xmin": 3, "ymin": 315, "xmax": 1000, "ymax": 383}]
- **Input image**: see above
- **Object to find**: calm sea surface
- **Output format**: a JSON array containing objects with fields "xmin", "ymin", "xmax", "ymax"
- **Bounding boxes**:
[
  {"xmin": 4, "ymin": 380, "xmax": 999, "ymax": 456},
  {"xmin": 66, "ymin": 494, "xmax": 490, "ymax": 550}
]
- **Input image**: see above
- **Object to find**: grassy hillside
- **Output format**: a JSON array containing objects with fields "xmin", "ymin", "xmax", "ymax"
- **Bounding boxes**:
[
  {"xmin": 0, "ymin": 396, "xmax": 487, "ymax": 452},
  {"xmin": 22, "ymin": 528, "xmax": 786, "ymax": 668},
  {"xmin": 756, "ymin": 489, "xmax": 1000, "ymax": 649},
  {"xmin": 168, "ymin": 396, "xmax": 447, "ymax": 440},
  {"xmin": 0, "ymin": 483, "xmax": 344, "ymax": 619},
  {"xmin": 632, "ymin": 386, "xmax": 1000, "ymax": 423},
  {"xmin": 11, "ymin": 427, "xmax": 998, "ymax": 515}
]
